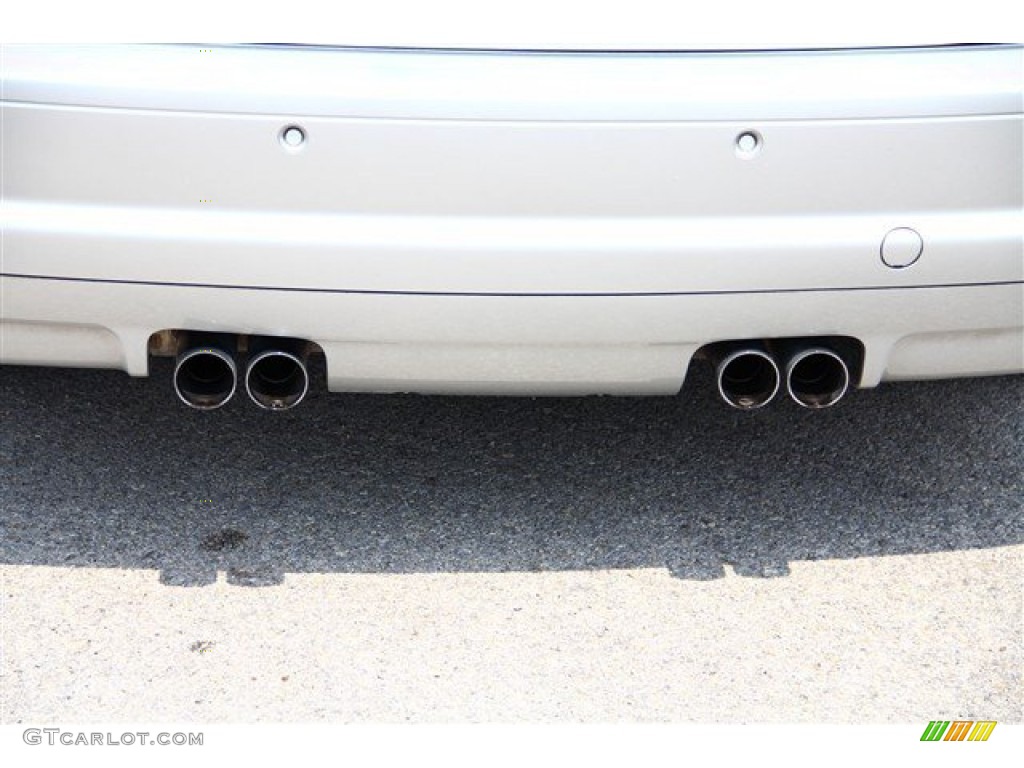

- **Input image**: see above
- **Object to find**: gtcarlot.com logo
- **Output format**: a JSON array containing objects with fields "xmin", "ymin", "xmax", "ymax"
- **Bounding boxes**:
[{"xmin": 23, "ymin": 729, "xmax": 203, "ymax": 747}]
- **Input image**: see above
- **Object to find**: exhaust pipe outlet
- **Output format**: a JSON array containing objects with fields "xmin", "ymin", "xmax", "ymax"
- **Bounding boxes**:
[
  {"xmin": 245, "ymin": 341, "xmax": 310, "ymax": 411},
  {"xmin": 173, "ymin": 341, "xmax": 238, "ymax": 410},
  {"xmin": 715, "ymin": 348, "xmax": 781, "ymax": 410},
  {"xmin": 785, "ymin": 348, "xmax": 850, "ymax": 409}
]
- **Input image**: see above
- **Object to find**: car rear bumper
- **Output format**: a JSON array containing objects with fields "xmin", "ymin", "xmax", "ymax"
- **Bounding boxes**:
[
  {"xmin": 2, "ymin": 44, "xmax": 1022, "ymax": 395},
  {"xmin": 1, "ymin": 276, "xmax": 1021, "ymax": 394}
]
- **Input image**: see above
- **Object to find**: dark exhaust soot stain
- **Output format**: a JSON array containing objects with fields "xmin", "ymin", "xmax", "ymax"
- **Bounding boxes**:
[{"xmin": 200, "ymin": 529, "xmax": 248, "ymax": 552}]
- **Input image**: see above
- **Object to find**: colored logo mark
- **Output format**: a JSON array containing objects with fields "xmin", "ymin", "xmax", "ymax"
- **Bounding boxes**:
[{"xmin": 920, "ymin": 720, "xmax": 996, "ymax": 742}]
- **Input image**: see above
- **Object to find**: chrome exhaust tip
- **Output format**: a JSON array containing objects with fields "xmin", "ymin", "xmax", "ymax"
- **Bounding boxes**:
[
  {"xmin": 785, "ymin": 348, "xmax": 850, "ymax": 409},
  {"xmin": 716, "ymin": 348, "xmax": 781, "ymax": 410},
  {"xmin": 173, "ymin": 345, "xmax": 238, "ymax": 410},
  {"xmin": 245, "ymin": 348, "xmax": 309, "ymax": 411}
]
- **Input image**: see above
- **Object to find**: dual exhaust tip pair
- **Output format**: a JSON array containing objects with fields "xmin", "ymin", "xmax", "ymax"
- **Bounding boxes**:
[
  {"xmin": 715, "ymin": 345, "xmax": 851, "ymax": 410},
  {"xmin": 173, "ymin": 338, "xmax": 309, "ymax": 411}
]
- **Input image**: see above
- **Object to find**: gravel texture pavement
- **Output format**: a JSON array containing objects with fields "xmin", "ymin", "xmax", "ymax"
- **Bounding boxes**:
[{"xmin": 1, "ymin": 361, "xmax": 1021, "ymax": 722}]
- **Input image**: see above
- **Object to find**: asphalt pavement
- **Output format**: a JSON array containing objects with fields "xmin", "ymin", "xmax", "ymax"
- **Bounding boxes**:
[{"xmin": 1, "ymin": 361, "xmax": 1021, "ymax": 722}]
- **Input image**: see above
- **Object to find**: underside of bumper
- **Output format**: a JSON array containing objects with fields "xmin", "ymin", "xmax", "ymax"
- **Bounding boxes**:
[
  {"xmin": 1, "ymin": 44, "xmax": 1022, "ymax": 398},
  {"xmin": 2, "ymin": 277, "xmax": 1021, "ymax": 395}
]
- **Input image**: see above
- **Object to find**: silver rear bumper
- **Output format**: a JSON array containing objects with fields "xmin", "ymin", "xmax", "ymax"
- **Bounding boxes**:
[{"xmin": 2, "ymin": 44, "xmax": 1022, "ymax": 395}]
